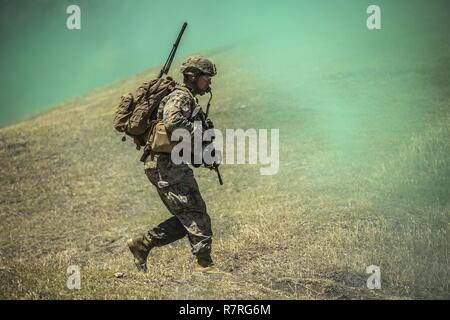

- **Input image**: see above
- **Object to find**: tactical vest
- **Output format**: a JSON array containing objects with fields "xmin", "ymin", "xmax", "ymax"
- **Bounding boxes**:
[{"xmin": 149, "ymin": 86, "xmax": 196, "ymax": 153}]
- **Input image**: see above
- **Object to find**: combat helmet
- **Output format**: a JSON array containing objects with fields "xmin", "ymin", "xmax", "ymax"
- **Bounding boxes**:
[{"xmin": 180, "ymin": 55, "xmax": 217, "ymax": 77}]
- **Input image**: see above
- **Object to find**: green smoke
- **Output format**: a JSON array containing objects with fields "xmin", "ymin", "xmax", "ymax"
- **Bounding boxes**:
[{"xmin": 1, "ymin": 0, "xmax": 448, "ymax": 127}]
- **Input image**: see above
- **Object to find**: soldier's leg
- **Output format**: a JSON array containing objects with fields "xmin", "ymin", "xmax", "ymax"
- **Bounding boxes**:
[
  {"xmin": 145, "ymin": 169, "xmax": 188, "ymax": 247},
  {"xmin": 143, "ymin": 156, "xmax": 223, "ymax": 273},
  {"xmin": 147, "ymin": 194, "xmax": 188, "ymax": 246},
  {"xmin": 156, "ymin": 175, "xmax": 213, "ymax": 261},
  {"xmin": 128, "ymin": 157, "xmax": 193, "ymax": 272}
]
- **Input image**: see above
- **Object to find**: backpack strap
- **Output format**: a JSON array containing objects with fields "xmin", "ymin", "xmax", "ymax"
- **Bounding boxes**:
[
  {"xmin": 173, "ymin": 84, "xmax": 195, "ymax": 100},
  {"xmin": 172, "ymin": 85, "xmax": 200, "ymax": 118}
]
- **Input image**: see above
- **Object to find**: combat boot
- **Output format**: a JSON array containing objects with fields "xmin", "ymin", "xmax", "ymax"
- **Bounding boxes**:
[
  {"xmin": 127, "ymin": 234, "xmax": 155, "ymax": 273},
  {"xmin": 193, "ymin": 253, "xmax": 230, "ymax": 275}
]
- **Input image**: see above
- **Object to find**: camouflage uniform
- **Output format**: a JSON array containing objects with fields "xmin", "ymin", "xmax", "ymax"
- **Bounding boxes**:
[
  {"xmin": 128, "ymin": 55, "xmax": 223, "ymax": 273},
  {"xmin": 143, "ymin": 87, "xmax": 213, "ymax": 258}
]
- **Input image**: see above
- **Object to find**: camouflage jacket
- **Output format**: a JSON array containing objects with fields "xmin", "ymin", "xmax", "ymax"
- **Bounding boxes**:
[
  {"xmin": 144, "ymin": 85, "xmax": 203, "ymax": 171},
  {"xmin": 157, "ymin": 85, "xmax": 202, "ymax": 135}
]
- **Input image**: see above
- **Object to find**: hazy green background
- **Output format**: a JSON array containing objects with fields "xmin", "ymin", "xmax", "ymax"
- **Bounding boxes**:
[
  {"xmin": 0, "ymin": 0, "xmax": 448, "ymax": 126},
  {"xmin": 0, "ymin": 0, "xmax": 449, "ymax": 299}
]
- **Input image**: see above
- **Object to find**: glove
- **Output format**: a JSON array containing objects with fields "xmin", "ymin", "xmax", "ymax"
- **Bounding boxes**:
[
  {"xmin": 205, "ymin": 118, "xmax": 214, "ymax": 129},
  {"xmin": 203, "ymin": 160, "xmax": 219, "ymax": 170}
]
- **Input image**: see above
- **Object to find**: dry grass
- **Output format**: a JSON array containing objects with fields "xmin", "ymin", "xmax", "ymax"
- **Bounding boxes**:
[{"xmin": 0, "ymin": 49, "xmax": 448, "ymax": 299}]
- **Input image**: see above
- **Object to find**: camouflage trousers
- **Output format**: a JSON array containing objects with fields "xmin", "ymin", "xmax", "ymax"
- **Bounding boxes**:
[{"xmin": 144, "ymin": 153, "xmax": 213, "ymax": 257}]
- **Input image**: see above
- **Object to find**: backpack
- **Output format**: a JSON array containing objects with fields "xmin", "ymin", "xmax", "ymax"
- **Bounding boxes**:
[{"xmin": 113, "ymin": 76, "xmax": 180, "ymax": 150}]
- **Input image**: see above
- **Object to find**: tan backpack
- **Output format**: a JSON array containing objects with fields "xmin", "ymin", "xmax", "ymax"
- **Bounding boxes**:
[{"xmin": 113, "ymin": 76, "xmax": 179, "ymax": 149}]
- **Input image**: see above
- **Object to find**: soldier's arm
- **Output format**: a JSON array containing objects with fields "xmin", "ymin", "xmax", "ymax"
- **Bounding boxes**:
[{"xmin": 162, "ymin": 91, "xmax": 194, "ymax": 134}]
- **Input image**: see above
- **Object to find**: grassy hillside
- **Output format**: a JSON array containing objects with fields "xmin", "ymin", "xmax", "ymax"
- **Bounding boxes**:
[{"xmin": 0, "ymin": 46, "xmax": 449, "ymax": 299}]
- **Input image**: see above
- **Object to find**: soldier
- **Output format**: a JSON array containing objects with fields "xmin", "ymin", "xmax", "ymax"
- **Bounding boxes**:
[{"xmin": 127, "ymin": 56, "xmax": 226, "ymax": 275}]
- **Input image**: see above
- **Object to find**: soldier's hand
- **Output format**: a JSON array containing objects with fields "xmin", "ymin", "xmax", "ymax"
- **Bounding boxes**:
[
  {"xmin": 203, "ymin": 163, "xmax": 213, "ymax": 170},
  {"xmin": 205, "ymin": 118, "xmax": 214, "ymax": 129},
  {"xmin": 203, "ymin": 163, "xmax": 217, "ymax": 170},
  {"xmin": 203, "ymin": 159, "xmax": 220, "ymax": 170}
]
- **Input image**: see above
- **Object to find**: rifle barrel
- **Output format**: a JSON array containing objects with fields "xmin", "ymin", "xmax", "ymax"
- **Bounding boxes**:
[
  {"xmin": 215, "ymin": 166, "xmax": 223, "ymax": 185},
  {"xmin": 158, "ymin": 22, "xmax": 188, "ymax": 78}
]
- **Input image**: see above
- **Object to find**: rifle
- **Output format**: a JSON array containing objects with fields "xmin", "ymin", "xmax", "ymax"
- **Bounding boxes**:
[
  {"xmin": 140, "ymin": 22, "xmax": 187, "ymax": 162},
  {"xmin": 158, "ymin": 22, "xmax": 188, "ymax": 79},
  {"xmin": 154, "ymin": 22, "xmax": 187, "ymax": 89},
  {"xmin": 198, "ymin": 90, "xmax": 223, "ymax": 186}
]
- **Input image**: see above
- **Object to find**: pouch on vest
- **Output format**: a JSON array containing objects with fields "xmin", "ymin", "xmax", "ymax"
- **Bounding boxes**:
[{"xmin": 150, "ymin": 121, "xmax": 174, "ymax": 153}]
